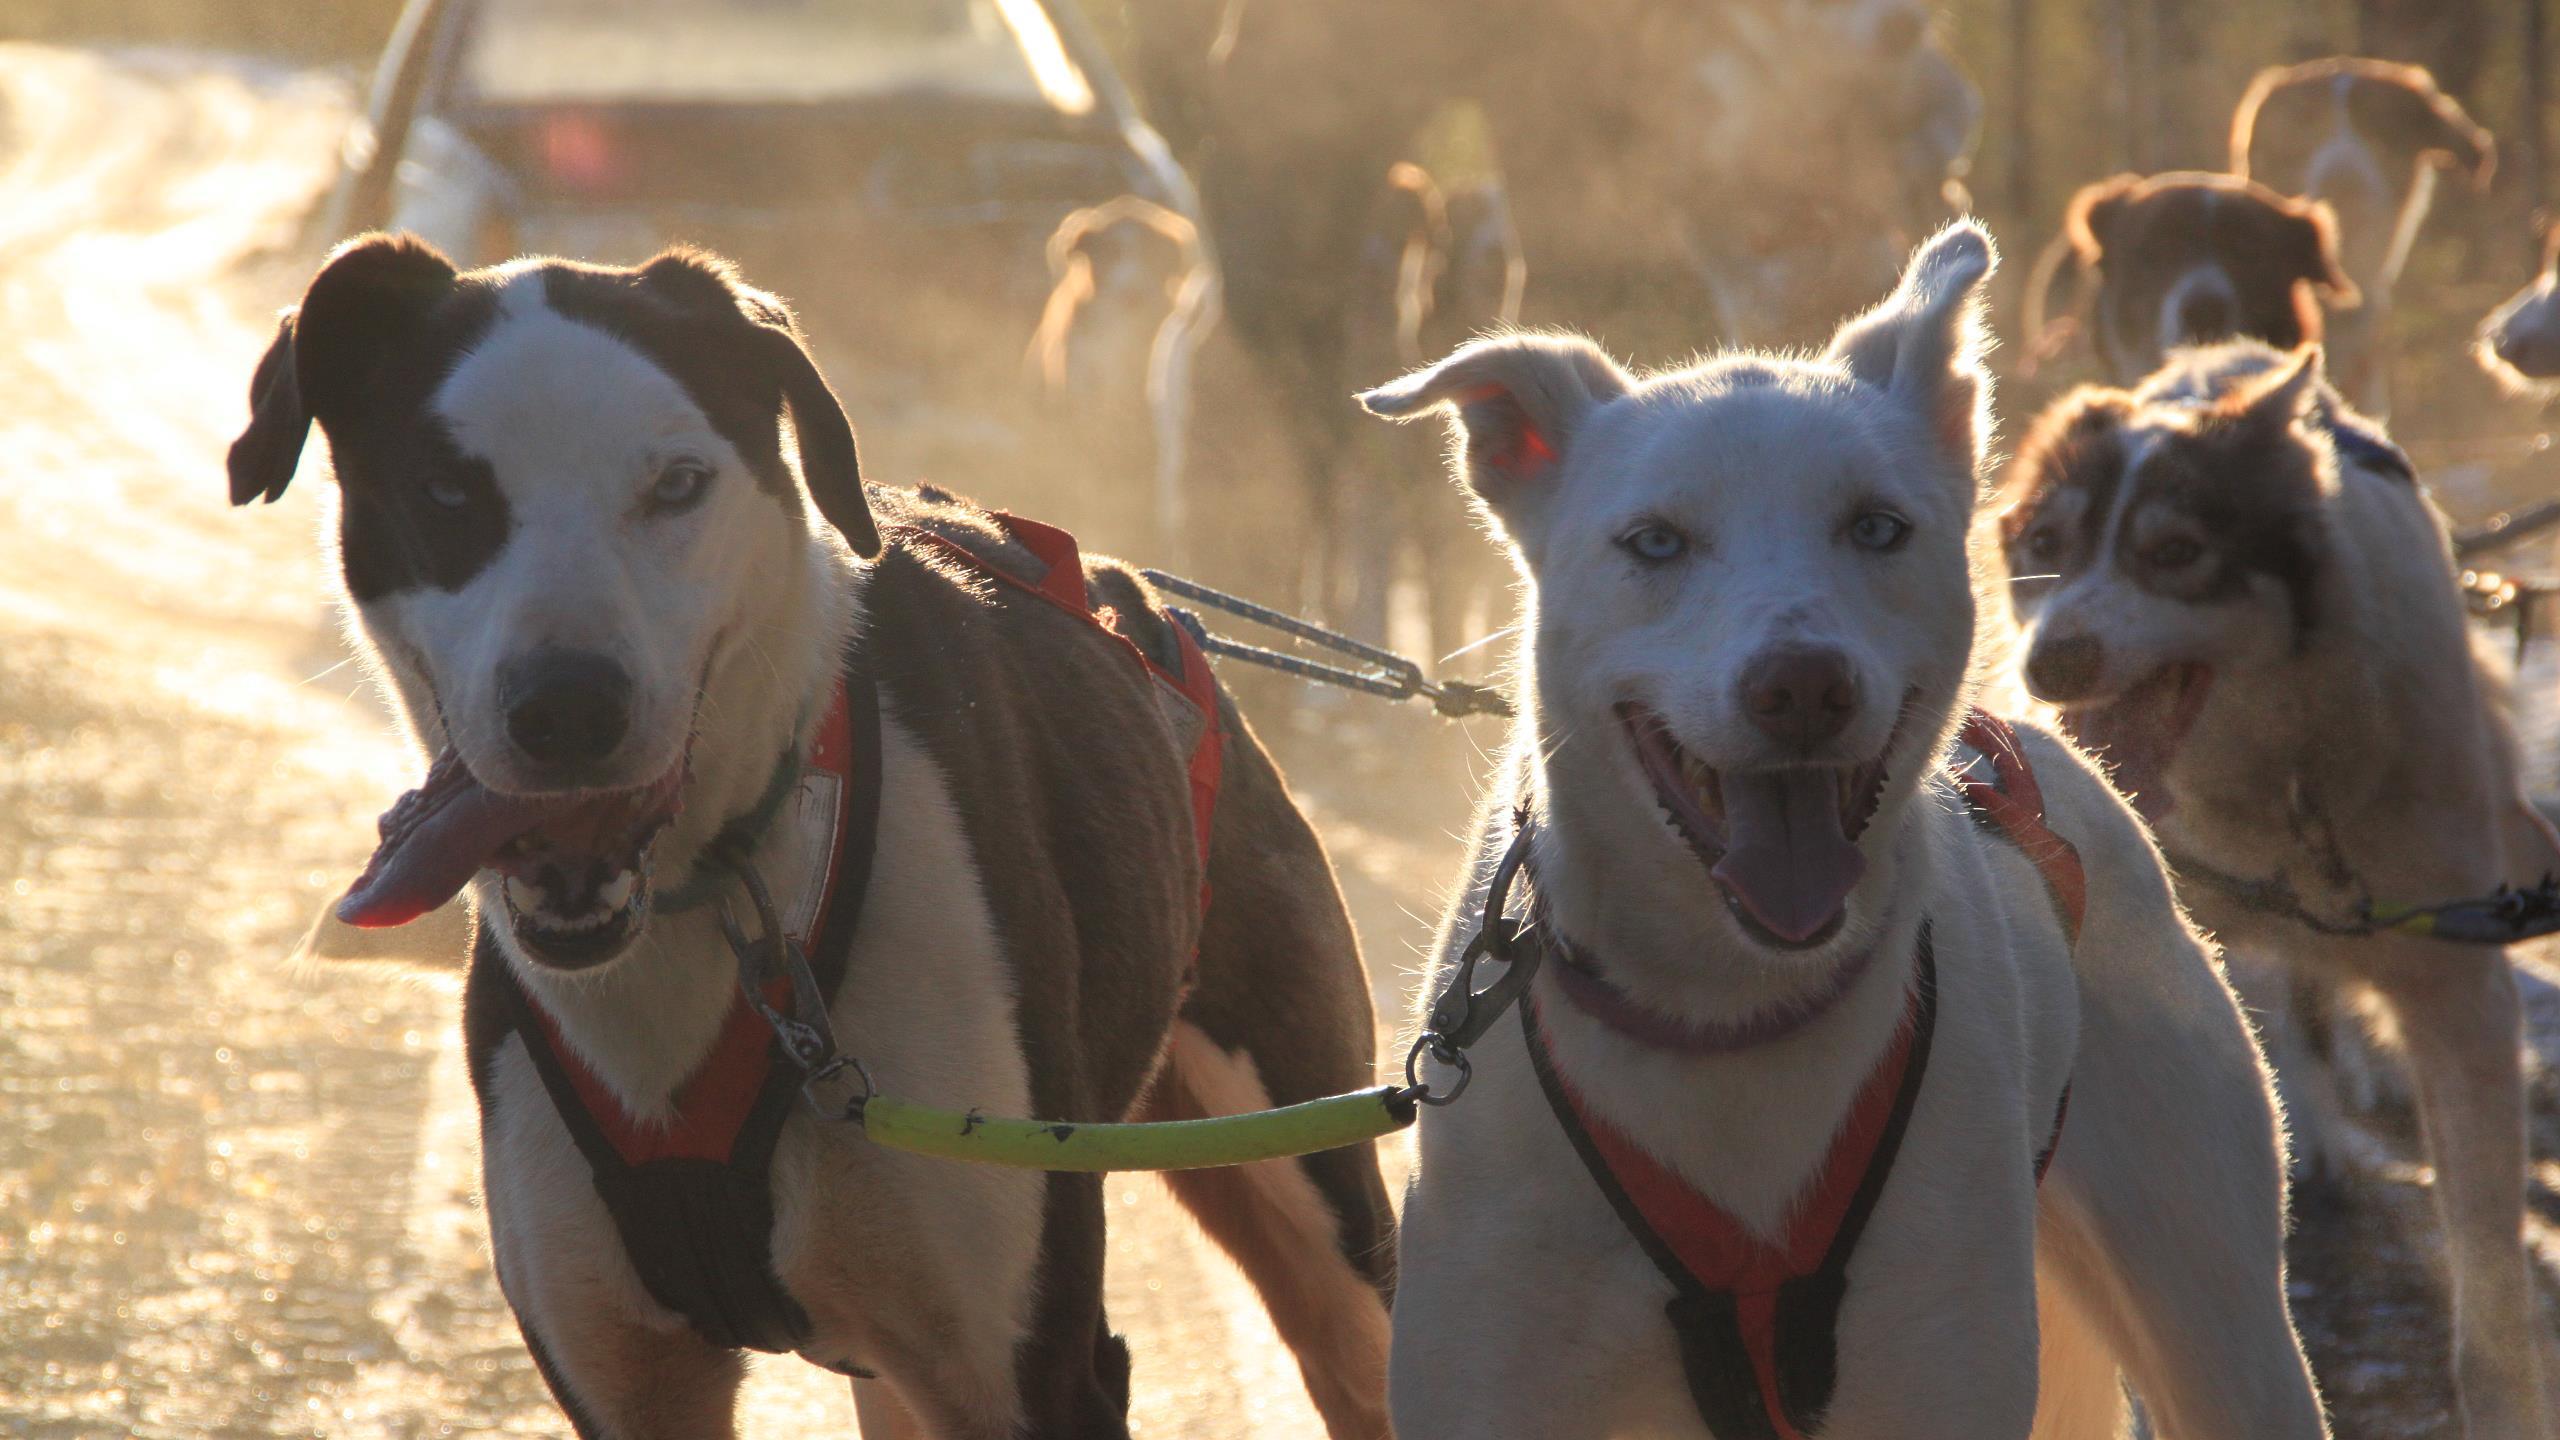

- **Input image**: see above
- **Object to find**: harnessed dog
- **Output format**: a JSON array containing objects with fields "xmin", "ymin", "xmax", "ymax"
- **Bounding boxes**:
[
  {"xmin": 2006, "ymin": 340, "xmax": 2560, "ymax": 1438},
  {"xmin": 1364, "ymin": 223, "xmax": 2327, "ymax": 1439},
  {"xmin": 226, "ymin": 235, "xmax": 1398, "ymax": 1440}
]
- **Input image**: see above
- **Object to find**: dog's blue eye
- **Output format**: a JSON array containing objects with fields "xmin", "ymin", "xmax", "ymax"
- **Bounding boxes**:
[
  {"xmin": 1620, "ymin": 523, "xmax": 1688, "ymax": 563},
  {"xmin": 425, "ymin": 475, "xmax": 471, "ymax": 510},
  {"xmin": 649, "ymin": 460, "xmax": 714, "ymax": 513},
  {"xmin": 1848, "ymin": 511, "xmax": 1910, "ymax": 552}
]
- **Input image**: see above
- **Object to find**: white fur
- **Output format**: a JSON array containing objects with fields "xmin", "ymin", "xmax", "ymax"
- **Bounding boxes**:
[
  {"xmin": 347, "ymin": 275, "xmax": 1048, "ymax": 1435},
  {"xmin": 1374, "ymin": 224, "xmax": 2327, "ymax": 1438}
]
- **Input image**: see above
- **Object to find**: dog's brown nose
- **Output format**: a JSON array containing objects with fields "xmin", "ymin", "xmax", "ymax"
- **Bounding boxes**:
[
  {"xmin": 1740, "ymin": 647, "xmax": 1858, "ymax": 749},
  {"xmin": 2026, "ymin": 634, "xmax": 2106, "ymax": 704}
]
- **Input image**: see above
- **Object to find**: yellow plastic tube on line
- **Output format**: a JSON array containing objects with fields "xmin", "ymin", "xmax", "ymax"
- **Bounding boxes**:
[{"xmin": 856, "ymin": 1085, "xmax": 1418, "ymax": 1172}]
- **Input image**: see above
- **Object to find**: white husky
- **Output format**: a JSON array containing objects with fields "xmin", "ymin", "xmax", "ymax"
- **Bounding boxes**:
[{"xmin": 1361, "ymin": 224, "xmax": 2328, "ymax": 1438}]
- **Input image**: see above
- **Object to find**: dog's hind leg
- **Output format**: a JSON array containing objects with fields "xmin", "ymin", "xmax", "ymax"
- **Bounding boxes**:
[
  {"xmin": 1143, "ymin": 707, "xmax": 1396, "ymax": 1440},
  {"xmin": 2372, "ymin": 945, "xmax": 2554, "ymax": 1439},
  {"xmin": 2032, "ymin": 929, "xmax": 2330, "ymax": 1438},
  {"xmin": 1144, "ymin": 1022, "xmax": 1394, "ymax": 1440},
  {"xmin": 2028, "ymin": 1263, "xmax": 2131, "ymax": 1440}
]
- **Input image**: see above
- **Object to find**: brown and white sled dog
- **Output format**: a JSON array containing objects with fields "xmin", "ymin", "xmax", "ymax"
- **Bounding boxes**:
[
  {"xmin": 224, "ymin": 234, "xmax": 1396, "ymax": 1440},
  {"xmin": 1362, "ymin": 224, "xmax": 2327, "ymax": 1438},
  {"xmin": 2004, "ymin": 340, "xmax": 2559, "ymax": 1438}
]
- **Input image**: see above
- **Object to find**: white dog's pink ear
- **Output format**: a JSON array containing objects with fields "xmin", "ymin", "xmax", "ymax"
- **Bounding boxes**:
[
  {"xmin": 1825, "ymin": 221, "xmax": 1998, "ymax": 468},
  {"xmin": 1359, "ymin": 333, "xmax": 1632, "ymax": 512}
]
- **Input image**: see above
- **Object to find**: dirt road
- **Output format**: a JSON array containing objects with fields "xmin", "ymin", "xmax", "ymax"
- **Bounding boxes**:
[{"xmin": 0, "ymin": 40, "xmax": 2550, "ymax": 1440}]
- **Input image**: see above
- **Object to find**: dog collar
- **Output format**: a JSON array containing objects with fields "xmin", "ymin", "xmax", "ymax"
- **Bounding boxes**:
[
  {"xmin": 654, "ymin": 703, "xmax": 833, "ymax": 916},
  {"xmin": 1543, "ymin": 927, "xmax": 1887, "ymax": 1056},
  {"xmin": 1524, "ymin": 930, "xmax": 1939, "ymax": 1440}
]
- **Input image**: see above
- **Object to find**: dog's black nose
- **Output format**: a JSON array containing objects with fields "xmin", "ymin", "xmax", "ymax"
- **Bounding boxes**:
[
  {"xmin": 2026, "ymin": 634, "xmax": 2106, "ymax": 704},
  {"xmin": 501, "ymin": 650, "xmax": 633, "ymax": 773},
  {"xmin": 2175, "ymin": 290, "xmax": 2233, "ymax": 343},
  {"xmin": 1740, "ymin": 647, "xmax": 1858, "ymax": 750}
]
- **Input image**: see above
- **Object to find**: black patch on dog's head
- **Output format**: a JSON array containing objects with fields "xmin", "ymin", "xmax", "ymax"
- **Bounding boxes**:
[
  {"xmin": 542, "ymin": 250, "xmax": 877, "ymax": 557},
  {"xmin": 2012, "ymin": 345, "xmax": 2337, "ymax": 641},
  {"xmin": 2134, "ymin": 351, "xmax": 2332, "ymax": 637},
  {"xmin": 227, "ymin": 238, "xmax": 879, "ymax": 605},
  {"xmin": 2000, "ymin": 385, "xmax": 2136, "ymax": 588},
  {"xmin": 228, "ymin": 233, "xmax": 520, "ymax": 602}
]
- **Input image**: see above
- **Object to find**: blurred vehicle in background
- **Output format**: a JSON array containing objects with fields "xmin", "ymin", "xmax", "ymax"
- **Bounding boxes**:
[{"xmin": 320, "ymin": 0, "xmax": 1210, "ymax": 528}]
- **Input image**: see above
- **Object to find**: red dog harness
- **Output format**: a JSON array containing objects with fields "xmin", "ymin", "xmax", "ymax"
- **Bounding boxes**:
[
  {"xmin": 469, "ymin": 513, "xmax": 1225, "ymax": 1357},
  {"xmin": 1521, "ymin": 710, "xmax": 2082, "ymax": 1440}
]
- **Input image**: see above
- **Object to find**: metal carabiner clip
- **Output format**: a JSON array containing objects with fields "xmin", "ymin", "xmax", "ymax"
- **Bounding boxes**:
[{"xmin": 1404, "ymin": 812, "xmax": 1544, "ymax": 1106}]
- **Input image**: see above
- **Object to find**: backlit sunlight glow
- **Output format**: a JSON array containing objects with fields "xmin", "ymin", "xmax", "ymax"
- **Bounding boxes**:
[{"xmin": 993, "ymin": 0, "xmax": 1093, "ymax": 117}]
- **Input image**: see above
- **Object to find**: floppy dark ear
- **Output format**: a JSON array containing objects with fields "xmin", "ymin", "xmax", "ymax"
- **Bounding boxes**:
[
  {"xmin": 637, "ymin": 250, "xmax": 878, "ymax": 558},
  {"xmin": 1357, "ymin": 332, "xmax": 1631, "ymax": 521},
  {"xmin": 2062, "ymin": 174, "xmax": 2144, "ymax": 267},
  {"xmin": 765, "ymin": 326, "xmax": 876, "ymax": 559},
  {"xmin": 227, "ymin": 232, "xmax": 457, "ymax": 506},
  {"xmin": 228, "ymin": 312, "xmax": 308, "ymax": 505},
  {"xmin": 2270, "ymin": 199, "xmax": 2360, "ymax": 307}
]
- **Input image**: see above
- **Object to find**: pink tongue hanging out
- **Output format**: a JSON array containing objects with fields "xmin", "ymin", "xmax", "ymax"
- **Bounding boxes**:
[
  {"xmin": 1709, "ymin": 769, "xmax": 1866, "ymax": 943},
  {"xmin": 336, "ymin": 749, "xmax": 582, "ymax": 929}
]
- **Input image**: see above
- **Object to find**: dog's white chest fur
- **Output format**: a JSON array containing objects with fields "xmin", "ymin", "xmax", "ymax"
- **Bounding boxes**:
[{"xmin": 481, "ymin": 707, "xmax": 1044, "ymax": 1398}]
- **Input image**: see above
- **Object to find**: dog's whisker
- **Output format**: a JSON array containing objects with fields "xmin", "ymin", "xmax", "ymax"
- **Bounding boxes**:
[
  {"xmin": 1439, "ymin": 625, "xmax": 1519, "ymax": 665},
  {"xmin": 299, "ymin": 654, "xmax": 360, "ymax": 687}
]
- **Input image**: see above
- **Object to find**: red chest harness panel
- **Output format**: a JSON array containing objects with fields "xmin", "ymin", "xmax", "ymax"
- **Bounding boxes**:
[
  {"xmin": 477, "ymin": 513, "xmax": 1224, "ymax": 1357},
  {"xmin": 1523, "ymin": 710, "xmax": 2082, "ymax": 1439}
]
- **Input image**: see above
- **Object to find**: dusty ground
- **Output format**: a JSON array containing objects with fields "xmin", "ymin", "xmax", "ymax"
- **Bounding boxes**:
[{"xmin": 1, "ymin": 40, "xmax": 2557, "ymax": 1439}]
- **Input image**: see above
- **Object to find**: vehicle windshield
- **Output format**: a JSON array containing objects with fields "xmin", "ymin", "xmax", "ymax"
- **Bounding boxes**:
[{"xmin": 458, "ymin": 0, "xmax": 1093, "ymax": 112}]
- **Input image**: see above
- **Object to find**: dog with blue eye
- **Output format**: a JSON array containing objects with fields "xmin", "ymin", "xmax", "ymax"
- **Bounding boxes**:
[{"xmin": 1364, "ymin": 223, "xmax": 2327, "ymax": 1440}]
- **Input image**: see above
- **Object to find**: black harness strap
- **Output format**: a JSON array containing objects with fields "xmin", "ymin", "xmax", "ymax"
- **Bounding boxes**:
[
  {"xmin": 1521, "ymin": 932, "xmax": 1940, "ymax": 1440},
  {"xmin": 477, "ymin": 643, "xmax": 884, "ymax": 1355}
]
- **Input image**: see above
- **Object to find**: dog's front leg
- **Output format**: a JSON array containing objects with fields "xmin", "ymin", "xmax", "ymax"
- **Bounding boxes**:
[
  {"xmin": 2032, "ymin": 933, "xmax": 2329, "ymax": 1439},
  {"xmin": 1387, "ymin": 1244, "xmax": 1641, "ymax": 1440},
  {"xmin": 2372, "ymin": 944, "xmax": 2555, "ymax": 1439},
  {"xmin": 506, "ymin": 1282, "xmax": 748, "ymax": 1439},
  {"xmin": 1391, "ymin": 1077, "xmax": 1664, "ymax": 1439}
]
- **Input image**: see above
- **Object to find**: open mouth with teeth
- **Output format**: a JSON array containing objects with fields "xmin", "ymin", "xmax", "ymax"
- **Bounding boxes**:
[
  {"xmin": 1617, "ymin": 701, "xmax": 1898, "ymax": 949},
  {"xmin": 335, "ymin": 746, "xmax": 688, "ymax": 970},
  {"xmin": 2054, "ymin": 662, "xmax": 2211, "ymax": 823}
]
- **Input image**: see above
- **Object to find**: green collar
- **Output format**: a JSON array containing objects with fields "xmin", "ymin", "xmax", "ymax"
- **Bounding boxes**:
[{"xmin": 654, "ymin": 739, "xmax": 805, "ymax": 914}]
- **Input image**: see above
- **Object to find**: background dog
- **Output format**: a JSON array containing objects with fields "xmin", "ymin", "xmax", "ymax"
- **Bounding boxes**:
[
  {"xmin": 2024, "ymin": 171, "xmax": 2359, "ymax": 388},
  {"xmin": 2004, "ymin": 340, "xmax": 2559, "ymax": 1437},
  {"xmin": 1364, "ymin": 225, "xmax": 2324, "ymax": 1438},
  {"xmin": 224, "ymin": 235, "xmax": 1397, "ymax": 1440},
  {"xmin": 2231, "ymin": 56, "xmax": 2497, "ymax": 409},
  {"xmin": 2478, "ymin": 226, "xmax": 2560, "ymax": 391}
]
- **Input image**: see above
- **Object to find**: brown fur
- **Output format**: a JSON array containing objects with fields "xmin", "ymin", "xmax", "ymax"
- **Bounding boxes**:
[
  {"xmin": 2025, "ymin": 173, "xmax": 2356, "ymax": 384},
  {"xmin": 862, "ymin": 485, "xmax": 1396, "ymax": 1430},
  {"xmin": 2231, "ymin": 57, "xmax": 2495, "ymax": 194}
]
